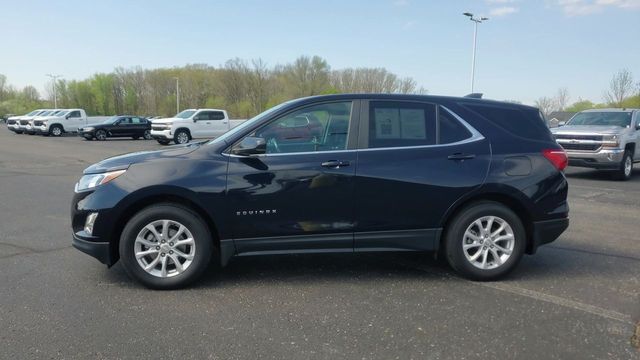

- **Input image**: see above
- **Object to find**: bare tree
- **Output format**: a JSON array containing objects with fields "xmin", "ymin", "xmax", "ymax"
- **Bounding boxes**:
[
  {"xmin": 555, "ymin": 87, "xmax": 570, "ymax": 111},
  {"xmin": 535, "ymin": 96, "xmax": 557, "ymax": 117},
  {"xmin": 604, "ymin": 69, "xmax": 634, "ymax": 106}
]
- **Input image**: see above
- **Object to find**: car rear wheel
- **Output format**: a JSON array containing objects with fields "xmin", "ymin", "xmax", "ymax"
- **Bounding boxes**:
[
  {"xmin": 119, "ymin": 204, "xmax": 213, "ymax": 289},
  {"xmin": 444, "ymin": 201, "xmax": 525, "ymax": 281},
  {"xmin": 174, "ymin": 130, "xmax": 190, "ymax": 144},
  {"xmin": 50, "ymin": 125, "xmax": 63, "ymax": 137},
  {"xmin": 95, "ymin": 129, "xmax": 107, "ymax": 141},
  {"xmin": 613, "ymin": 151, "xmax": 633, "ymax": 181},
  {"xmin": 143, "ymin": 130, "xmax": 152, "ymax": 140}
]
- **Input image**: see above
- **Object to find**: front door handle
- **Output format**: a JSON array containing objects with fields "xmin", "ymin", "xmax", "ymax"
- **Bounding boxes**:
[
  {"xmin": 448, "ymin": 153, "xmax": 476, "ymax": 161},
  {"xmin": 321, "ymin": 160, "xmax": 350, "ymax": 168}
]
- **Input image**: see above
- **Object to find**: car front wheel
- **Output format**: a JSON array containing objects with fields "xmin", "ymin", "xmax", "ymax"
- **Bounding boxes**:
[
  {"xmin": 50, "ymin": 125, "xmax": 63, "ymax": 137},
  {"xmin": 95, "ymin": 129, "xmax": 107, "ymax": 141},
  {"xmin": 174, "ymin": 130, "xmax": 190, "ymax": 144},
  {"xmin": 119, "ymin": 204, "xmax": 213, "ymax": 289},
  {"xmin": 613, "ymin": 151, "xmax": 633, "ymax": 181},
  {"xmin": 143, "ymin": 130, "xmax": 152, "ymax": 140},
  {"xmin": 444, "ymin": 201, "xmax": 525, "ymax": 281}
]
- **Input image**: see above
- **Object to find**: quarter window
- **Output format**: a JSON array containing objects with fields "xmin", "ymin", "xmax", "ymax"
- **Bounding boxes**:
[
  {"xmin": 438, "ymin": 107, "xmax": 472, "ymax": 144},
  {"xmin": 249, "ymin": 101, "xmax": 352, "ymax": 154},
  {"xmin": 368, "ymin": 101, "xmax": 436, "ymax": 148}
]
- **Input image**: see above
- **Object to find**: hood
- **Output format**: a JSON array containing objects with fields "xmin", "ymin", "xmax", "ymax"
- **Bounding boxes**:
[
  {"xmin": 83, "ymin": 143, "xmax": 203, "ymax": 174},
  {"xmin": 551, "ymin": 125, "xmax": 628, "ymax": 135},
  {"xmin": 151, "ymin": 117, "xmax": 180, "ymax": 124}
]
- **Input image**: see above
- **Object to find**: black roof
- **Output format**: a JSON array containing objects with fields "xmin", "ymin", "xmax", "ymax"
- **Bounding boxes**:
[{"xmin": 296, "ymin": 94, "xmax": 539, "ymax": 111}]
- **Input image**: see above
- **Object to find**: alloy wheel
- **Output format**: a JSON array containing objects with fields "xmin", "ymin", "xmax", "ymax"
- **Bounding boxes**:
[
  {"xmin": 51, "ymin": 127, "xmax": 62, "ymax": 136},
  {"xmin": 176, "ymin": 132, "xmax": 189, "ymax": 144},
  {"xmin": 143, "ymin": 130, "xmax": 152, "ymax": 140},
  {"xmin": 134, "ymin": 219, "xmax": 196, "ymax": 278},
  {"xmin": 624, "ymin": 156, "xmax": 632, "ymax": 177},
  {"xmin": 462, "ymin": 216, "xmax": 515, "ymax": 270}
]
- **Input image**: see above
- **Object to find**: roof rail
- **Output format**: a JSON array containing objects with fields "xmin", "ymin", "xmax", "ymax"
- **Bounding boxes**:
[{"xmin": 464, "ymin": 93, "xmax": 483, "ymax": 99}]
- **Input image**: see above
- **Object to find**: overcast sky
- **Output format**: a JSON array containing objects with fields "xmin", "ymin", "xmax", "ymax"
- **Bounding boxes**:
[{"xmin": 2, "ymin": 0, "xmax": 639, "ymax": 105}]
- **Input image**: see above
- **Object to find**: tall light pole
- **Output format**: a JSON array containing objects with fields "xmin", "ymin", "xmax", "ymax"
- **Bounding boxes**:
[
  {"xmin": 46, "ymin": 74, "xmax": 62, "ymax": 108},
  {"xmin": 175, "ymin": 77, "xmax": 180, "ymax": 114},
  {"xmin": 463, "ymin": 13, "xmax": 489, "ymax": 93}
]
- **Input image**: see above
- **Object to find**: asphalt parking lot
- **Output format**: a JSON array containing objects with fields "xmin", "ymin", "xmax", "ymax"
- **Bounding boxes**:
[{"xmin": 0, "ymin": 128, "xmax": 638, "ymax": 359}]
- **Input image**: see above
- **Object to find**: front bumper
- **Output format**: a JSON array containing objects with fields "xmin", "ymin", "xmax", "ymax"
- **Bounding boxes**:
[
  {"xmin": 150, "ymin": 129, "xmax": 172, "ymax": 140},
  {"xmin": 7, "ymin": 125, "xmax": 21, "ymax": 132},
  {"xmin": 34, "ymin": 126, "xmax": 49, "ymax": 134},
  {"xmin": 73, "ymin": 231, "xmax": 112, "ymax": 265},
  {"xmin": 566, "ymin": 149, "xmax": 624, "ymax": 170},
  {"xmin": 528, "ymin": 217, "xmax": 569, "ymax": 254}
]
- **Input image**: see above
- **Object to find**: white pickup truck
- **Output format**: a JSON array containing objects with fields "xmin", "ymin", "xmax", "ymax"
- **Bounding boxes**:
[
  {"xmin": 150, "ymin": 109, "xmax": 246, "ymax": 145},
  {"xmin": 33, "ymin": 109, "xmax": 111, "ymax": 136},
  {"xmin": 11, "ymin": 109, "xmax": 49, "ymax": 134}
]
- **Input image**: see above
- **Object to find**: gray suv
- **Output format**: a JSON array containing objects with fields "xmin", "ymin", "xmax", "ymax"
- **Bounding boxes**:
[{"xmin": 551, "ymin": 109, "xmax": 640, "ymax": 180}]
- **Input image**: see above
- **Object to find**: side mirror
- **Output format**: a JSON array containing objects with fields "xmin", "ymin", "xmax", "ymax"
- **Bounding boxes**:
[
  {"xmin": 558, "ymin": 121, "xmax": 566, "ymax": 127},
  {"xmin": 65, "ymin": 114, "xmax": 70, "ymax": 119},
  {"xmin": 232, "ymin": 136, "xmax": 266, "ymax": 156}
]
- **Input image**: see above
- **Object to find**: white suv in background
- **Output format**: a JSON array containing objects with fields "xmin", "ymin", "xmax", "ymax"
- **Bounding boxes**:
[{"xmin": 150, "ymin": 109, "xmax": 246, "ymax": 145}]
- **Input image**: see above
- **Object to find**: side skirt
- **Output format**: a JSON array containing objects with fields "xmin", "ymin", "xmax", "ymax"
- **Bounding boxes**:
[{"xmin": 219, "ymin": 229, "xmax": 442, "ymax": 267}]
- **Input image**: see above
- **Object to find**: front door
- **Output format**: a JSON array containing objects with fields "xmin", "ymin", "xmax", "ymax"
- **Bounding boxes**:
[
  {"xmin": 353, "ymin": 100, "xmax": 491, "ymax": 251},
  {"xmin": 226, "ymin": 101, "xmax": 359, "ymax": 254}
]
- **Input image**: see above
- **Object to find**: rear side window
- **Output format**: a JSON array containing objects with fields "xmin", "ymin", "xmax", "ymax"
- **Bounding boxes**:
[
  {"xmin": 462, "ymin": 103, "xmax": 551, "ymax": 140},
  {"xmin": 369, "ymin": 101, "xmax": 436, "ymax": 148},
  {"xmin": 210, "ymin": 111, "xmax": 225, "ymax": 120},
  {"xmin": 438, "ymin": 107, "xmax": 472, "ymax": 144}
]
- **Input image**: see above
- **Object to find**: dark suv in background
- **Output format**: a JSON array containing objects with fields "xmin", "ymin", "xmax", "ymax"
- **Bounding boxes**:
[{"xmin": 71, "ymin": 94, "xmax": 569, "ymax": 289}]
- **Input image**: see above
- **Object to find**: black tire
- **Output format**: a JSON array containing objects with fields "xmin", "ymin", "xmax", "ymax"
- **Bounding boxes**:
[
  {"xmin": 157, "ymin": 139, "xmax": 170, "ymax": 145},
  {"xmin": 143, "ymin": 129, "xmax": 152, "ymax": 140},
  {"xmin": 15, "ymin": 131, "xmax": 23, "ymax": 134},
  {"xmin": 613, "ymin": 151, "xmax": 633, "ymax": 181},
  {"xmin": 95, "ymin": 129, "xmax": 107, "ymax": 141},
  {"xmin": 50, "ymin": 125, "xmax": 64, "ymax": 137},
  {"xmin": 174, "ymin": 129, "xmax": 190, "ymax": 144},
  {"xmin": 444, "ymin": 201, "xmax": 525, "ymax": 281},
  {"xmin": 119, "ymin": 203, "xmax": 214, "ymax": 289}
]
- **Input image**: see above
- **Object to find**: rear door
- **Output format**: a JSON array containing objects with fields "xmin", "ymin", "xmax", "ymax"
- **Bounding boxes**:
[
  {"xmin": 207, "ymin": 111, "xmax": 228, "ymax": 138},
  {"xmin": 66, "ymin": 110, "xmax": 83, "ymax": 131},
  {"xmin": 353, "ymin": 100, "xmax": 491, "ymax": 251}
]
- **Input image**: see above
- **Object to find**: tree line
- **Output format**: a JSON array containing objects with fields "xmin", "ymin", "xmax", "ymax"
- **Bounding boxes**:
[
  {"xmin": 535, "ymin": 69, "xmax": 640, "ymax": 117},
  {"xmin": 0, "ymin": 55, "xmax": 425, "ymax": 118}
]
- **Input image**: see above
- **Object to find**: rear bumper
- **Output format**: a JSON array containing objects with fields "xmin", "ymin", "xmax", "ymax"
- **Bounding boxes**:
[
  {"xmin": 528, "ymin": 217, "xmax": 569, "ymax": 254},
  {"xmin": 72, "ymin": 232, "xmax": 112, "ymax": 266},
  {"xmin": 566, "ymin": 149, "xmax": 624, "ymax": 170}
]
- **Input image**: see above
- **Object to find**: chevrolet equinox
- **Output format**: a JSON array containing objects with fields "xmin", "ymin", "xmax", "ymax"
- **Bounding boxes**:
[{"xmin": 71, "ymin": 94, "xmax": 569, "ymax": 289}]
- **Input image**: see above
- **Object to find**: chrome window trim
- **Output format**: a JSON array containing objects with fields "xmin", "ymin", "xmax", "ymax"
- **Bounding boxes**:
[{"xmin": 223, "ymin": 105, "xmax": 484, "ymax": 158}]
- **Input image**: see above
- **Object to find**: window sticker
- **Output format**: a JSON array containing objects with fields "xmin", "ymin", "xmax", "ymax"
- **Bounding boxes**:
[{"xmin": 375, "ymin": 108, "xmax": 400, "ymax": 139}]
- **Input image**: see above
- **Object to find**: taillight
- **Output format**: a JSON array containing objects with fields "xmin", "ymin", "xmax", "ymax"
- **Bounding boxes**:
[{"xmin": 543, "ymin": 149, "xmax": 568, "ymax": 171}]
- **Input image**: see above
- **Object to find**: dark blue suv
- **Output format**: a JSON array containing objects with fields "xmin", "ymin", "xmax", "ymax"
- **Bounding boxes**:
[{"xmin": 71, "ymin": 94, "xmax": 569, "ymax": 289}]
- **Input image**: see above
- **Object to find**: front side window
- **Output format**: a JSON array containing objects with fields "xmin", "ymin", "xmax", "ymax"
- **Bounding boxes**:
[
  {"xmin": 68, "ymin": 111, "xmax": 81, "ymax": 118},
  {"xmin": 369, "ymin": 101, "xmax": 436, "ymax": 148},
  {"xmin": 119, "ymin": 117, "xmax": 132, "ymax": 125},
  {"xmin": 248, "ymin": 101, "xmax": 352, "ymax": 154},
  {"xmin": 175, "ymin": 110, "xmax": 196, "ymax": 119}
]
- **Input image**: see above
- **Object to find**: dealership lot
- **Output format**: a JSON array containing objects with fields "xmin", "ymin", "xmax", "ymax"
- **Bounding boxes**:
[{"xmin": 0, "ymin": 128, "xmax": 638, "ymax": 358}]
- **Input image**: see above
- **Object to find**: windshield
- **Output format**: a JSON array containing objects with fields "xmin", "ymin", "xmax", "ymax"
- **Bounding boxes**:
[
  {"xmin": 26, "ymin": 110, "xmax": 40, "ymax": 116},
  {"xmin": 39, "ymin": 111, "xmax": 53, "ymax": 116},
  {"xmin": 567, "ymin": 112, "xmax": 632, "ymax": 127},
  {"xmin": 175, "ymin": 110, "xmax": 196, "ymax": 119},
  {"xmin": 208, "ymin": 101, "xmax": 294, "ymax": 145},
  {"xmin": 56, "ymin": 111, "xmax": 69, "ymax": 117}
]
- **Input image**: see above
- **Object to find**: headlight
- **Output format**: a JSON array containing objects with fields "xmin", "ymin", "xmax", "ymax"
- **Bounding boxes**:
[
  {"xmin": 75, "ymin": 169, "xmax": 126, "ymax": 192},
  {"xmin": 602, "ymin": 135, "xmax": 620, "ymax": 148}
]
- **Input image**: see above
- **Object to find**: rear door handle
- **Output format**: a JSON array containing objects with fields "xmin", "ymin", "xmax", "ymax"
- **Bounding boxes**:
[
  {"xmin": 448, "ymin": 153, "xmax": 476, "ymax": 161},
  {"xmin": 321, "ymin": 160, "xmax": 350, "ymax": 168}
]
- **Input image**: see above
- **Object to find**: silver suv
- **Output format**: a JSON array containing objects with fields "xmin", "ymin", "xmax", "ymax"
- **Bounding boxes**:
[{"xmin": 551, "ymin": 109, "xmax": 640, "ymax": 180}]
